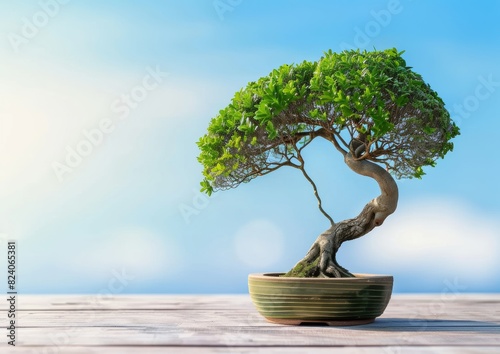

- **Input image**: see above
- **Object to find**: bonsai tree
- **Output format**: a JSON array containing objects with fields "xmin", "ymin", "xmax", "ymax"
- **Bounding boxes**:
[{"xmin": 197, "ymin": 48, "xmax": 459, "ymax": 278}]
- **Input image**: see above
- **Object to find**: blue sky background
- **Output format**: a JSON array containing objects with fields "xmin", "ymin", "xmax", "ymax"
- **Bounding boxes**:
[{"xmin": 1, "ymin": 0, "xmax": 499, "ymax": 295}]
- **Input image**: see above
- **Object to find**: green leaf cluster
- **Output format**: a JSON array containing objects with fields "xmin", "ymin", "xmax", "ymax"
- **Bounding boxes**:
[{"xmin": 197, "ymin": 48, "xmax": 459, "ymax": 193}]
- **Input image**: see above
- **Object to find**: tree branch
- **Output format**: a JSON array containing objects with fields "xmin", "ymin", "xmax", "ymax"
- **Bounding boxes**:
[{"xmin": 295, "ymin": 143, "xmax": 334, "ymax": 226}]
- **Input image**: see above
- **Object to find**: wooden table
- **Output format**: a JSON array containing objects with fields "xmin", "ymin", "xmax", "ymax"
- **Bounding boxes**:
[{"xmin": 3, "ymin": 294, "xmax": 500, "ymax": 353}]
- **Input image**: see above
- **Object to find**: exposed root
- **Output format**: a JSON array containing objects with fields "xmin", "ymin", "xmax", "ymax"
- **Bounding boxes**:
[{"xmin": 283, "ymin": 227, "xmax": 354, "ymax": 278}]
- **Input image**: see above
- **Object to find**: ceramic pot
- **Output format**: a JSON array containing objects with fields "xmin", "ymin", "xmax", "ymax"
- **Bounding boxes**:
[{"xmin": 248, "ymin": 273, "xmax": 393, "ymax": 325}]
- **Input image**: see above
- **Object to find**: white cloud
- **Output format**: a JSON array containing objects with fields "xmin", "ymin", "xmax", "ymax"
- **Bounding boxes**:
[
  {"xmin": 357, "ymin": 197, "xmax": 500, "ymax": 282},
  {"xmin": 234, "ymin": 219, "xmax": 285, "ymax": 268}
]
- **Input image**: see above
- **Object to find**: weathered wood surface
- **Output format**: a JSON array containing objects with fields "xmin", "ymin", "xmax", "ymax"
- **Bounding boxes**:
[{"xmin": 2, "ymin": 294, "xmax": 499, "ymax": 353}]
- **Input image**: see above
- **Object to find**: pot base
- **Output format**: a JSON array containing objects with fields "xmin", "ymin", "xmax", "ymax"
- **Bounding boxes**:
[{"xmin": 266, "ymin": 317, "xmax": 375, "ymax": 326}]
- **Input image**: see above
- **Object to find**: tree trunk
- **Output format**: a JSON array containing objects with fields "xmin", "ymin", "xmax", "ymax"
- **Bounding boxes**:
[{"xmin": 283, "ymin": 153, "xmax": 399, "ymax": 278}]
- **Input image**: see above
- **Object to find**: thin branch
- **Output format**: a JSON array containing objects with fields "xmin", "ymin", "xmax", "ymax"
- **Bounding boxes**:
[
  {"xmin": 262, "ymin": 130, "xmax": 315, "ymax": 151},
  {"xmin": 295, "ymin": 144, "xmax": 335, "ymax": 226},
  {"xmin": 329, "ymin": 133, "xmax": 348, "ymax": 156}
]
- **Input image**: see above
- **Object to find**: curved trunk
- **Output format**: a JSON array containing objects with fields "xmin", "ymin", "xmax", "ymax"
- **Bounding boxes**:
[{"xmin": 284, "ymin": 153, "xmax": 399, "ymax": 278}]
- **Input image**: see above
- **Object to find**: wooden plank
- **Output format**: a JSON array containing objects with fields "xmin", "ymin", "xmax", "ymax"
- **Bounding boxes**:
[
  {"xmin": 16, "ymin": 310, "xmax": 500, "ymax": 328},
  {"xmin": 2, "ymin": 294, "xmax": 499, "ymax": 352},
  {"xmin": 3, "ymin": 346, "xmax": 500, "ymax": 354},
  {"xmin": 14, "ymin": 324, "xmax": 500, "ymax": 346},
  {"xmin": 4, "ymin": 294, "xmax": 500, "ymax": 310},
  {"xmin": 2, "ymin": 294, "xmax": 254, "ymax": 310}
]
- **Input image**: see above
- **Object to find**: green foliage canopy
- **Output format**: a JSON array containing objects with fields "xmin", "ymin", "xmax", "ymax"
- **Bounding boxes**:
[{"xmin": 197, "ymin": 48, "xmax": 459, "ymax": 195}]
